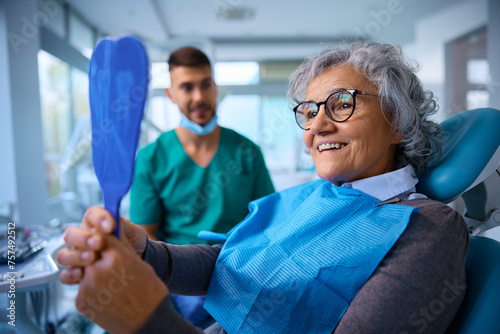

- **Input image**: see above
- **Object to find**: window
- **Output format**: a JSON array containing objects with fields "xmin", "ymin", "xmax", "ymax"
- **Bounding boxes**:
[
  {"xmin": 467, "ymin": 59, "xmax": 489, "ymax": 85},
  {"xmin": 151, "ymin": 62, "xmax": 171, "ymax": 89},
  {"xmin": 214, "ymin": 62, "xmax": 259, "ymax": 85},
  {"xmin": 446, "ymin": 27, "xmax": 489, "ymax": 115},
  {"xmin": 39, "ymin": 49, "xmax": 98, "ymax": 221},
  {"xmin": 39, "ymin": 6, "xmax": 98, "ymax": 221},
  {"xmin": 38, "ymin": 50, "xmax": 71, "ymax": 197},
  {"xmin": 467, "ymin": 90, "xmax": 490, "ymax": 109},
  {"xmin": 218, "ymin": 94, "xmax": 260, "ymax": 141}
]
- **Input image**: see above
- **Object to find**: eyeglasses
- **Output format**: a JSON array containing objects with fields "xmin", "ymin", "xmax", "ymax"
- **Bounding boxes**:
[{"xmin": 293, "ymin": 89, "xmax": 379, "ymax": 130}]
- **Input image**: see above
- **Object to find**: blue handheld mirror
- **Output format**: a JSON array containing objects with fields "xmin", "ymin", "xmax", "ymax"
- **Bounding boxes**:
[{"xmin": 89, "ymin": 35, "xmax": 149, "ymax": 238}]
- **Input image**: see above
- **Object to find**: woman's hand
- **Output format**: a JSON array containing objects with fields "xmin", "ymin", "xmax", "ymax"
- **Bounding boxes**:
[
  {"xmin": 75, "ymin": 231, "xmax": 168, "ymax": 333},
  {"xmin": 57, "ymin": 206, "xmax": 149, "ymax": 284},
  {"xmin": 57, "ymin": 206, "xmax": 168, "ymax": 332}
]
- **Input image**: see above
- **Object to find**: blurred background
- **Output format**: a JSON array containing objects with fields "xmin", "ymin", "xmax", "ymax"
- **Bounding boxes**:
[{"xmin": 0, "ymin": 0, "xmax": 498, "ymax": 230}]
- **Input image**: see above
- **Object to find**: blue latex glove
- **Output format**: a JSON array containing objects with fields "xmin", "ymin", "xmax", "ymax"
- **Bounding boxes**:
[{"xmin": 171, "ymin": 294, "xmax": 211, "ymax": 327}]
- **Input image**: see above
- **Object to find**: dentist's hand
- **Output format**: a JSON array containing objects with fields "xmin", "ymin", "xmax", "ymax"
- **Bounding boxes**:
[{"xmin": 57, "ymin": 206, "xmax": 148, "ymax": 284}]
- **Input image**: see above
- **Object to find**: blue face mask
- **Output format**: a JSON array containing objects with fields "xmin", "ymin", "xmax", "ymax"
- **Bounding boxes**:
[{"xmin": 179, "ymin": 113, "xmax": 218, "ymax": 136}]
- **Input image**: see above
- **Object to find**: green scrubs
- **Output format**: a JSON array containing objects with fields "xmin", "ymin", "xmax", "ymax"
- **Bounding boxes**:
[{"xmin": 130, "ymin": 127, "xmax": 275, "ymax": 245}]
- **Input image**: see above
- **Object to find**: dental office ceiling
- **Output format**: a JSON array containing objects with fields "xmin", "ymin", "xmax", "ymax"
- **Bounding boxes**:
[{"xmin": 69, "ymin": 0, "xmax": 465, "ymax": 62}]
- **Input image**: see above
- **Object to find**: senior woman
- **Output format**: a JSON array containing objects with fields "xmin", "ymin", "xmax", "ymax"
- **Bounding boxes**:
[{"xmin": 58, "ymin": 41, "xmax": 468, "ymax": 334}]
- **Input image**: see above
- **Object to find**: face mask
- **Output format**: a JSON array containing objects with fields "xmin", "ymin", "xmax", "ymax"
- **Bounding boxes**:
[{"xmin": 180, "ymin": 113, "xmax": 218, "ymax": 136}]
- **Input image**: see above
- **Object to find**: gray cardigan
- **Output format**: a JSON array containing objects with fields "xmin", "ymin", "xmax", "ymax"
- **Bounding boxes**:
[{"xmin": 137, "ymin": 198, "xmax": 469, "ymax": 334}]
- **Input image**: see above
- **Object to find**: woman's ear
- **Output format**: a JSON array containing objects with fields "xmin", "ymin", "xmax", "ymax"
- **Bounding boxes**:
[
  {"xmin": 382, "ymin": 110, "xmax": 403, "ymax": 144},
  {"xmin": 391, "ymin": 130, "xmax": 404, "ymax": 144}
]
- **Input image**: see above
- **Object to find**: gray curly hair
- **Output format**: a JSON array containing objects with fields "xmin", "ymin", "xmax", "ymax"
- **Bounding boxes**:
[{"xmin": 288, "ymin": 41, "xmax": 441, "ymax": 175}]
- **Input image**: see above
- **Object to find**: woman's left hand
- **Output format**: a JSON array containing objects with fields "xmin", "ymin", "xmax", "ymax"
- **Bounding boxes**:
[
  {"xmin": 57, "ymin": 206, "xmax": 149, "ymax": 284},
  {"xmin": 69, "ymin": 224, "xmax": 168, "ymax": 333}
]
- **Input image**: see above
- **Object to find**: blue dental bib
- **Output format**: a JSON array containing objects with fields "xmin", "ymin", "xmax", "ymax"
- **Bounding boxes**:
[{"xmin": 201, "ymin": 180, "xmax": 418, "ymax": 334}]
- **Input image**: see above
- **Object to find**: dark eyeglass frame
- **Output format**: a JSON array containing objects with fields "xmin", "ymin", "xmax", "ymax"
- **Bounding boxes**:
[{"xmin": 292, "ymin": 89, "xmax": 379, "ymax": 130}]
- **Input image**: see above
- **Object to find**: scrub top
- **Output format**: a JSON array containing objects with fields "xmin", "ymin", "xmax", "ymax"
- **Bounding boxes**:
[{"xmin": 130, "ymin": 127, "xmax": 275, "ymax": 245}]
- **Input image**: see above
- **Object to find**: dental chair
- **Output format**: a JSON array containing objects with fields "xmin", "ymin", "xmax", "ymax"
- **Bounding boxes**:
[{"xmin": 415, "ymin": 108, "xmax": 500, "ymax": 334}]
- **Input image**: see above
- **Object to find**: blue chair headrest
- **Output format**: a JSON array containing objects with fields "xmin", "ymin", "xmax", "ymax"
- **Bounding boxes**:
[{"xmin": 417, "ymin": 108, "xmax": 500, "ymax": 203}]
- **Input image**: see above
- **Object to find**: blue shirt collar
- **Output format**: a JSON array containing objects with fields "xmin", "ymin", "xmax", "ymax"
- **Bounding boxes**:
[{"xmin": 340, "ymin": 165, "xmax": 427, "ymax": 201}]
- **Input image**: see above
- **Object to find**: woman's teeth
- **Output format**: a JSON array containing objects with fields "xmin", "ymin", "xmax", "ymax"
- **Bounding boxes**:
[{"xmin": 318, "ymin": 143, "xmax": 346, "ymax": 152}]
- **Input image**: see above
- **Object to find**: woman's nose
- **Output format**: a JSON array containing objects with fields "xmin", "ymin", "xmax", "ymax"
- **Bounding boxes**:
[{"xmin": 309, "ymin": 106, "xmax": 336, "ymax": 134}]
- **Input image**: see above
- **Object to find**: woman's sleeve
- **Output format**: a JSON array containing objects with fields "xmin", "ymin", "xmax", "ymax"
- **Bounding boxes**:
[
  {"xmin": 334, "ymin": 200, "xmax": 469, "ymax": 334},
  {"xmin": 143, "ymin": 240, "xmax": 223, "ymax": 295},
  {"xmin": 136, "ymin": 297, "xmax": 204, "ymax": 334}
]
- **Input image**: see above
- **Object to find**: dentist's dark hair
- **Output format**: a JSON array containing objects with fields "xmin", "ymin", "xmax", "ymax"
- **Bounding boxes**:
[{"xmin": 168, "ymin": 47, "xmax": 211, "ymax": 71}]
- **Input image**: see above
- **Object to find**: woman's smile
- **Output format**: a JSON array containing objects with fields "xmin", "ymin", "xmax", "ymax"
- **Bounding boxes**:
[{"xmin": 317, "ymin": 142, "xmax": 347, "ymax": 152}]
